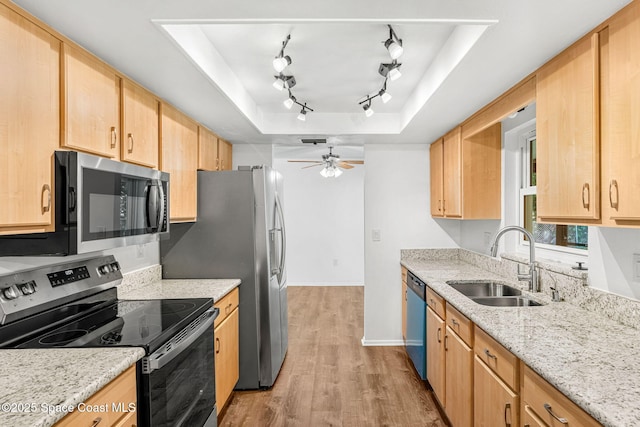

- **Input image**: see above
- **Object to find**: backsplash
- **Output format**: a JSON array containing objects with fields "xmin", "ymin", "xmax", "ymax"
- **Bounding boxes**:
[
  {"xmin": 118, "ymin": 264, "xmax": 162, "ymax": 294},
  {"xmin": 401, "ymin": 248, "xmax": 640, "ymax": 330}
]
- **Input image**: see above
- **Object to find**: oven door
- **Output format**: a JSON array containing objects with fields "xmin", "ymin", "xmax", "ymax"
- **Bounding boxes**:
[{"xmin": 139, "ymin": 307, "xmax": 218, "ymax": 427}]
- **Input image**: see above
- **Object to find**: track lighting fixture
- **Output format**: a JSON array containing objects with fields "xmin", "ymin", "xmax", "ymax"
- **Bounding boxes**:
[
  {"xmin": 384, "ymin": 25, "xmax": 404, "ymax": 60},
  {"xmin": 273, "ymin": 34, "xmax": 292, "ymax": 72},
  {"xmin": 361, "ymin": 99, "xmax": 374, "ymax": 117},
  {"xmin": 273, "ymin": 74, "xmax": 296, "ymax": 91},
  {"xmin": 378, "ymin": 61, "xmax": 402, "ymax": 81},
  {"xmin": 284, "ymin": 92, "xmax": 296, "ymax": 109},
  {"xmin": 378, "ymin": 81, "xmax": 392, "ymax": 103},
  {"xmin": 297, "ymin": 105, "xmax": 308, "ymax": 121}
]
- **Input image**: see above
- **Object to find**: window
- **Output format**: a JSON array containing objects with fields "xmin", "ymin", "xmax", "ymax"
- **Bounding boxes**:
[{"xmin": 519, "ymin": 132, "xmax": 588, "ymax": 252}]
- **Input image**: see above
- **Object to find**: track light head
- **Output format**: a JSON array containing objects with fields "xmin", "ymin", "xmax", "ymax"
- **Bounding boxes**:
[
  {"xmin": 378, "ymin": 62, "xmax": 402, "ymax": 81},
  {"xmin": 385, "ymin": 25, "xmax": 404, "ymax": 60},
  {"xmin": 297, "ymin": 107, "xmax": 307, "ymax": 121},
  {"xmin": 363, "ymin": 100, "xmax": 374, "ymax": 117},
  {"xmin": 272, "ymin": 75, "xmax": 296, "ymax": 91},
  {"xmin": 273, "ymin": 55, "xmax": 292, "ymax": 72},
  {"xmin": 283, "ymin": 93, "xmax": 296, "ymax": 109},
  {"xmin": 379, "ymin": 89, "xmax": 392, "ymax": 103}
]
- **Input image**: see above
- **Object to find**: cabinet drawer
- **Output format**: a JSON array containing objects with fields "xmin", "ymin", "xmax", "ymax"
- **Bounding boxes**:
[
  {"xmin": 523, "ymin": 404, "xmax": 547, "ymax": 427},
  {"xmin": 401, "ymin": 266, "xmax": 407, "ymax": 284},
  {"xmin": 426, "ymin": 287, "xmax": 446, "ymax": 319},
  {"xmin": 54, "ymin": 365, "xmax": 136, "ymax": 427},
  {"xmin": 523, "ymin": 365, "xmax": 601, "ymax": 427},
  {"xmin": 474, "ymin": 326, "xmax": 518, "ymax": 390},
  {"xmin": 214, "ymin": 288, "xmax": 239, "ymax": 328},
  {"xmin": 445, "ymin": 304, "xmax": 473, "ymax": 346}
]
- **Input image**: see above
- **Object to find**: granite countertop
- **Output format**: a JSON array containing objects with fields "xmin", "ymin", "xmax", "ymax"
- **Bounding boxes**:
[
  {"xmin": 401, "ymin": 257, "xmax": 640, "ymax": 427},
  {"xmin": 0, "ymin": 348, "xmax": 144, "ymax": 427},
  {"xmin": 117, "ymin": 278, "xmax": 240, "ymax": 302}
]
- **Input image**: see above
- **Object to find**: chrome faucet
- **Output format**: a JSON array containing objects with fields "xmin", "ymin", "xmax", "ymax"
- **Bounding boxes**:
[{"xmin": 489, "ymin": 225, "xmax": 540, "ymax": 292}]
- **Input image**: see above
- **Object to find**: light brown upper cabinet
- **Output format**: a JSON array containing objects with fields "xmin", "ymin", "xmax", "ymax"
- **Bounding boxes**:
[
  {"xmin": 198, "ymin": 126, "xmax": 233, "ymax": 171},
  {"xmin": 161, "ymin": 103, "xmax": 198, "ymax": 222},
  {"xmin": 0, "ymin": 3, "xmax": 59, "ymax": 234},
  {"xmin": 122, "ymin": 79, "xmax": 159, "ymax": 169},
  {"xmin": 600, "ymin": 1, "xmax": 640, "ymax": 225},
  {"xmin": 430, "ymin": 123, "xmax": 501, "ymax": 219},
  {"xmin": 61, "ymin": 43, "xmax": 121, "ymax": 159},
  {"xmin": 536, "ymin": 33, "xmax": 601, "ymax": 223}
]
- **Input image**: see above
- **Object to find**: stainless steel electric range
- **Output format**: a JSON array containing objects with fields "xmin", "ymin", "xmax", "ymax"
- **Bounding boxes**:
[{"xmin": 0, "ymin": 255, "xmax": 218, "ymax": 427}]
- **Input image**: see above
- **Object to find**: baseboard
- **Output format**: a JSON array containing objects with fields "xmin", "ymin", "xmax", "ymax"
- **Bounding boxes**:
[
  {"xmin": 288, "ymin": 282, "xmax": 364, "ymax": 287},
  {"xmin": 360, "ymin": 337, "xmax": 404, "ymax": 347}
]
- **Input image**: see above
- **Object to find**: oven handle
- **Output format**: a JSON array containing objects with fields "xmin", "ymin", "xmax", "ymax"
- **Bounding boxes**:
[{"xmin": 143, "ymin": 307, "xmax": 218, "ymax": 374}]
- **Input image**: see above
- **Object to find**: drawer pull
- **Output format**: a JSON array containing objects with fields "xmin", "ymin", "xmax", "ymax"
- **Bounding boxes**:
[
  {"xmin": 451, "ymin": 318, "xmax": 459, "ymax": 328},
  {"xmin": 91, "ymin": 417, "xmax": 103, "ymax": 427},
  {"xmin": 544, "ymin": 403, "xmax": 568, "ymax": 424},
  {"xmin": 436, "ymin": 327, "xmax": 441, "ymax": 343},
  {"xmin": 128, "ymin": 133, "xmax": 134, "ymax": 153},
  {"xmin": 582, "ymin": 183, "xmax": 590, "ymax": 209},
  {"xmin": 429, "ymin": 298, "xmax": 435, "ymax": 307},
  {"xmin": 444, "ymin": 335, "xmax": 449, "ymax": 351},
  {"xmin": 484, "ymin": 348, "xmax": 497, "ymax": 360},
  {"xmin": 504, "ymin": 403, "xmax": 511, "ymax": 427},
  {"xmin": 215, "ymin": 337, "xmax": 221, "ymax": 354},
  {"xmin": 110, "ymin": 126, "xmax": 117, "ymax": 148},
  {"xmin": 609, "ymin": 179, "xmax": 619, "ymax": 209},
  {"xmin": 41, "ymin": 184, "xmax": 51, "ymax": 213}
]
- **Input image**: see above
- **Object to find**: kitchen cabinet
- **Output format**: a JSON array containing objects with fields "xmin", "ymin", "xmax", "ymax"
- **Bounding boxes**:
[
  {"xmin": 429, "ymin": 123, "xmax": 501, "ymax": 219},
  {"xmin": 121, "ymin": 79, "xmax": 159, "ymax": 169},
  {"xmin": 213, "ymin": 288, "xmax": 240, "ymax": 412},
  {"xmin": 473, "ymin": 326, "xmax": 519, "ymax": 427},
  {"xmin": 0, "ymin": 2, "xmax": 59, "ymax": 235},
  {"xmin": 426, "ymin": 304, "xmax": 446, "ymax": 406},
  {"xmin": 536, "ymin": 33, "xmax": 600, "ymax": 223},
  {"xmin": 523, "ymin": 404, "xmax": 547, "ymax": 427},
  {"xmin": 444, "ymin": 305, "xmax": 473, "ymax": 427},
  {"xmin": 198, "ymin": 126, "xmax": 233, "ymax": 172},
  {"xmin": 160, "ymin": 103, "xmax": 198, "ymax": 222},
  {"xmin": 61, "ymin": 42, "xmax": 121, "ymax": 159},
  {"xmin": 522, "ymin": 365, "xmax": 601, "ymax": 427},
  {"xmin": 600, "ymin": 1, "xmax": 640, "ymax": 225},
  {"xmin": 401, "ymin": 267, "xmax": 407, "ymax": 342},
  {"xmin": 54, "ymin": 365, "xmax": 137, "ymax": 427}
]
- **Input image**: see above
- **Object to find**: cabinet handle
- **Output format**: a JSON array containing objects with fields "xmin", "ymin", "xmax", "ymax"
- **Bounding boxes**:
[
  {"xmin": 442, "ymin": 199, "xmax": 446, "ymax": 212},
  {"xmin": 429, "ymin": 298, "xmax": 435, "ymax": 307},
  {"xmin": 543, "ymin": 403, "xmax": 568, "ymax": 424},
  {"xmin": 451, "ymin": 318, "xmax": 459, "ymax": 328},
  {"xmin": 128, "ymin": 133, "xmax": 134, "ymax": 153},
  {"xmin": 582, "ymin": 183, "xmax": 590, "ymax": 209},
  {"xmin": 437, "ymin": 200, "xmax": 442, "ymax": 212},
  {"xmin": 91, "ymin": 417, "xmax": 103, "ymax": 427},
  {"xmin": 215, "ymin": 337, "xmax": 221, "ymax": 354},
  {"xmin": 41, "ymin": 184, "xmax": 51, "ymax": 214},
  {"xmin": 484, "ymin": 348, "xmax": 497, "ymax": 360},
  {"xmin": 504, "ymin": 403, "xmax": 511, "ymax": 427},
  {"xmin": 110, "ymin": 126, "xmax": 117, "ymax": 148},
  {"xmin": 436, "ymin": 327, "xmax": 441, "ymax": 343},
  {"xmin": 404, "ymin": 289, "xmax": 407, "ymax": 301},
  {"xmin": 609, "ymin": 179, "xmax": 619, "ymax": 209},
  {"xmin": 221, "ymin": 159, "xmax": 225, "ymax": 170},
  {"xmin": 444, "ymin": 334, "xmax": 448, "ymax": 351},
  {"xmin": 216, "ymin": 158, "xmax": 220, "ymax": 171}
]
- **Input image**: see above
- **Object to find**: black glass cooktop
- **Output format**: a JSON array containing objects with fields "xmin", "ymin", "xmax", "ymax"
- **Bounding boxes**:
[{"xmin": 0, "ymin": 289, "xmax": 213, "ymax": 354}]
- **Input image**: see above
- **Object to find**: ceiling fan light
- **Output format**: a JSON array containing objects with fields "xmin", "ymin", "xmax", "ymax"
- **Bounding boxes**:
[
  {"xmin": 388, "ymin": 67, "xmax": 402, "ymax": 81},
  {"xmin": 273, "ymin": 55, "xmax": 291, "ymax": 72},
  {"xmin": 320, "ymin": 167, "xmax": 330, "ymax": 178},
  {"xmin": 385, "ymin": 39, "xmax": 403, "ymax": 60},
  {"xmin": 333, "ymin": 167, "xmax": 343, "ymax": 177}
]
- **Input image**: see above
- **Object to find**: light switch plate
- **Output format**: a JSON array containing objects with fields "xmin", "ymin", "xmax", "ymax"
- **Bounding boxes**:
[
  {"xmin": 372, "ymin": 229, "xmax": 381, "ymax": 242},
  {"xmin": 634, "ymin": 254, "xmax": 640, "ymax": 282}
]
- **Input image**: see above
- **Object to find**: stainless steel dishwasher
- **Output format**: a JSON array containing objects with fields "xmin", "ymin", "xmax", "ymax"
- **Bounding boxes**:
[{"xmin": 405, "ymin": 271, "xmax": 426, "ymax": 380}]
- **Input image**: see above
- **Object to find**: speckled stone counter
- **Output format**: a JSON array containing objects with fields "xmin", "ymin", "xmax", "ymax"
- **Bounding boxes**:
[
  {"xmin": 401, "ymin": 253, "xmax": 640, "ymax": 427},
  {"xmin": 118, "ymin": 278, "xmax": 240, "ymax": 302},
  {"xmin": 0, "ymin": 348, "xmax": 144, "ymax": 427}
]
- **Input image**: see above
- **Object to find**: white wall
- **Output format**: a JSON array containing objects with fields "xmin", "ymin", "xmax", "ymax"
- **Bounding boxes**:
[
  {"xmin": 273, "ymin": 157, "xmax": 365, "ymax": 286},
  {"xmin": 589, "ymin": 228, "xmax": 640, "ymax": 299},
  {"xmin": 363, "ymin": 144, "xmax": 459, "ymax": 345},
  {"xmin": 0, "ymin": 241, "xmax": 159, "ymax": 275},
  {"xmin": 233, "ymin": 143, "xmax": 273, "ymax": 169}
]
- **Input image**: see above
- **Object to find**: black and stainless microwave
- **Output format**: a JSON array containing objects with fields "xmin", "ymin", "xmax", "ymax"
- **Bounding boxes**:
[{"xmin": 0, "ymin": 151, "xmax": 169, "ymax": 256}]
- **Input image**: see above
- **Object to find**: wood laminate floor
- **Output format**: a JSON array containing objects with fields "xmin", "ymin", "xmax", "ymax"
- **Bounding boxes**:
[{"xmin": 219, "ymin": 286, "xmax": 447, "ymax": 427}]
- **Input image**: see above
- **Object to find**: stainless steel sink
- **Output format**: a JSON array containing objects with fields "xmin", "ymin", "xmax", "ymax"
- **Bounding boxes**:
[
  {"xmin": 446, "ymin": 280, "xmax": 522, "ymax": 297},
  {"xmin": 471, "ymin": 296, "xmax": 544, "ymax": 307}
]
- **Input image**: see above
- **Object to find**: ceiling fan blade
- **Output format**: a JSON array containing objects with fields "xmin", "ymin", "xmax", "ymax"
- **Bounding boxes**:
[
  {"xmin": 337, "ymin": 161, "xmax": 354, "ymax": 169},
  {"xmin": 288, "ymin": 160, "xmax": 322, "ymax": 163},
  {"xmin": 342, "ymin": 160, "xmax": 365, "ymax": 164},
  {"xmin": 302, "ymin": 164, "xmax": 323, "ymax": 169}
]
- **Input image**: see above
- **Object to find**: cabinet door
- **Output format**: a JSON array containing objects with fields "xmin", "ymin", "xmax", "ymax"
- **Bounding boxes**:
[
  {"xmin": 0, "ymin": 4, "xmax": 59, "ymax": 233},
  {"xmin": 430, "ymin": 138, "xmax": 444, "ymax": 217},
  {"xmin": 443, "ymin": 127, "xmax": 462, "ymax": 217},
  {"xmin": 215, "ymin": 308, "xmax": 239, "ymax": 411},
  {"xmin": 401, "ymin": 281, "xmax": 407, "ymax": 342},
  {"xmin": 61, "ymin": 43, "xmax": 120, "ymax": 159},
  {"xmin": 601, "ymin": 2, "xmax": 640, "ymax": 223},
  {"xmin": 445, "ymin": 327, "xmax": 473, "ymax": 427},
  {"xmin": 122, "ymin": 79, "xmax": 159, "ymax": 168},
  {"xmin": 426, "ymin": 306, "xmax": 445, "ymax": 406},
  {"xmin": 474, "ymin": 355, "xmax": 518, "ymax": 427},
  {"xmin": 160, "ymin": 103, "xmax": 198, "ymax": 222},
  {"xmin": 198, "ymin": 126, "xmax": 219, "ymax": 171},
  {"xmin": 536, "ymin": 33, "xmax": 600, "ymax": 222},
  {"xmin": 218, "ymin": 138, "xmax": 233, "ymax": 171}
]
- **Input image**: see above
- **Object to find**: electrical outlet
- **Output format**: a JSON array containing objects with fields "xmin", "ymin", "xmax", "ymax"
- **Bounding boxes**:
[
  {"xmin": 372, "ymin": 229, "xmax": 381, "ymax": 242},
  {"xmin": 634, "ymin": 254, "xmax": 640, "ymax": 282},
  {"xmin": 333, "ymin": 258, "xmax": 339, "ymax": 267}
]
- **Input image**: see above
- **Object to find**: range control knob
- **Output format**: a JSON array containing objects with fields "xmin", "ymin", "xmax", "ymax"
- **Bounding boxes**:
[
  {"xmin": 98, "ymin": 265, "xmax": 111, "ymax": 275},
  {"xmin": 110, "ymin": 262, "xmax": 120, "ymax": 272},
  {"xmin": 2, "ymin": 287, "xmax": 19, "ymax": 300},
  {"xmin": 19, "ymin": 282, "xmax": 36, "ymax": 295}
]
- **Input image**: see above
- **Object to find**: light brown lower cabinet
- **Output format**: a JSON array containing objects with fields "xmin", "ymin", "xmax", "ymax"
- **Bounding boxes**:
[
  {"xmin": 473, "ymin": 355, "xmax": 518, "ymax": 427},
  {"xmin": 522, "ymin": 404, "xmax": 547, "ymax": 427},
  {"xmin": 54, "ymin": 365, "xmax": 137, "ymax": 427},
  {"xmin": 445, "ymin": 325, "xmax": 473, "ymax": 427},
  {"xmin": 426, "ymin": 305, "xmax": 446, "ymax": 406},
  {"xmin": 213, "ymin": 288, "xmax": 240, "ymax": 412}
]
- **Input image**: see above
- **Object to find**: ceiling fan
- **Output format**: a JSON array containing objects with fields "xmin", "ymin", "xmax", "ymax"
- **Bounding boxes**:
[{"xmin": 288, "ymin": 147, "xmax": 364, "ymax": 177}]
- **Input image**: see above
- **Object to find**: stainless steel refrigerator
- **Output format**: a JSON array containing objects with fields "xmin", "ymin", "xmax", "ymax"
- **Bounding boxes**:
[{"xmin": 160, "ymin": 166, "xmax": 288, "ymax": 389}]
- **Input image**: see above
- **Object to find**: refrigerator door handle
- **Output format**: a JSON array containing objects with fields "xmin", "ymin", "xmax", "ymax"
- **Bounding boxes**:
[{"xmin": 275, "ymin": 192, "xmax": 287, "ymax": 286}]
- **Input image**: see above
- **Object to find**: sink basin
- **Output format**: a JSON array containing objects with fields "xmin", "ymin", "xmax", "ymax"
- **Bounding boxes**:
[
  {"xmin": 446, "ymin": 280, "xmax": 522, "ymax": 297},
  {"xmin": 472, "ymin": 296, "xmax": 544, "ymax": 307}
]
